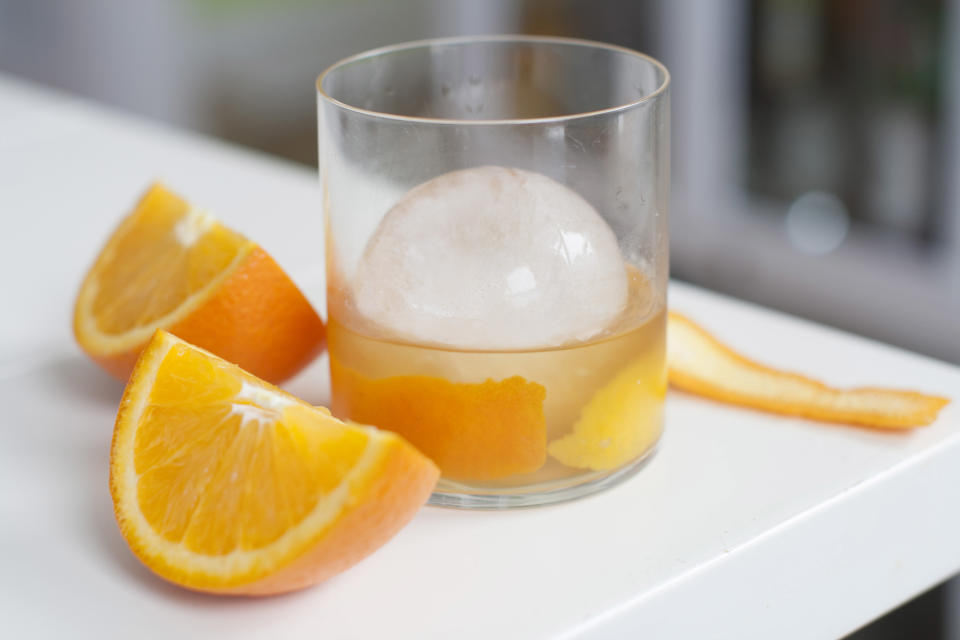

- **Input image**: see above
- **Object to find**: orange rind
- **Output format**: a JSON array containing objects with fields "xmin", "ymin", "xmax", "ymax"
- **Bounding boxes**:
[
  {"xmin": 548, "ymin": 356, "xmax": 665, "ymax": 471},
  {"xmin": 329, "ymin": 355, "xmax": 547, "ymax": 481},
  {"xmin": 668, "ymin": 312, "xmax": 949, "ymax": 428}
]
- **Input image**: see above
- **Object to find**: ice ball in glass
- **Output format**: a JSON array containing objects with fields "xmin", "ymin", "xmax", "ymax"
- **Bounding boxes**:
[{"xmin": 351, "ymin": 166, "xmax": 628, "ymax": 350}]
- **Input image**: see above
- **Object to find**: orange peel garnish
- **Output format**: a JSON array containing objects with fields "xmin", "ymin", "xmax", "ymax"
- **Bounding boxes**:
[
  {"xmin": 668, "ymin": 312, "xmax": 949, "ymax": 429},
  {"xmin": 548, "ymin": 356, "xmax": 665, "ymax": 471},
  {"xmin": 329, "ymin": 355, "xmax": 547, "ymax": 481}
]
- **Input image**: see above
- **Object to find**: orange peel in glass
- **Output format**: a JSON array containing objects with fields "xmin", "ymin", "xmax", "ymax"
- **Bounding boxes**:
[
  {"xmin": 548, "ymin": 356, "xmax": 666, "ymax": 471},
  {"xmin": 329, "ymin": 355, "xmax": 547, "ymax": 481}
]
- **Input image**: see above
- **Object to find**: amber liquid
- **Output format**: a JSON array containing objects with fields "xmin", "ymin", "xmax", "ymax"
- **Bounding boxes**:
[{"xmin": 327, "ymin": 271, "xmax": 666, "ymax": 494}]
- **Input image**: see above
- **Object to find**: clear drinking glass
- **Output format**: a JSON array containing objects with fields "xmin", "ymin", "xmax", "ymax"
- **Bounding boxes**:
[{"xmin": 317, "ymin": 36, "xmax": 669, "ymax": 508}]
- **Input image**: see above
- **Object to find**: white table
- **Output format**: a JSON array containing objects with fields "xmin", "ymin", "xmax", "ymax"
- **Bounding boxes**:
[{"xmin": 2, "ymin": 74, "xmax": 959, "ymax": 639}]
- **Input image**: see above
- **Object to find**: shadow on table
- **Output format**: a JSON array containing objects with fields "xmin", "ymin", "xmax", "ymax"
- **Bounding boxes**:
[
  {"xmin": 46, "ymin": 356, "xmax": 125, "ymax": 407},
  {"xmin": 845, "ymin": 582, "xmax": 949, "ymax": 639},
  {"xmin": 82, "ymin": 469, "xmax": 329, "ymax": 608}
]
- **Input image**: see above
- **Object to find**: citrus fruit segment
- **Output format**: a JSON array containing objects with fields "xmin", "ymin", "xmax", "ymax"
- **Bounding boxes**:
[
  {"xmin": 74, "ymin": 183, "xmax": 325, "ymax": 383},
  {"xmin": 548, "ymin": 356, "xmax": 666, "ymax": 471},
  {"xmin": 110, "ymin": 331, "xmax": 438, "ymax": 595},
  {"xmin": 668, "ymin": 312, "xmax": 950, "ymax": 428},
  {"xmin": 330, "ymin": 354, "xmax": 547, "ymax": 481}
]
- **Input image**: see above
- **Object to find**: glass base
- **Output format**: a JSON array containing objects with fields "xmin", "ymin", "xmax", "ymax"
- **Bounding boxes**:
[{"xmin": 427, "ymin": 443, "xmax": 660, "ymax": 510}]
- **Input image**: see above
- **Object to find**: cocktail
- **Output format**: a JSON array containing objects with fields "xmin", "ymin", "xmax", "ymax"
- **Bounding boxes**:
[{"xmin": 317, "ymin": 36, "xmax": 670, "ymax": 508}]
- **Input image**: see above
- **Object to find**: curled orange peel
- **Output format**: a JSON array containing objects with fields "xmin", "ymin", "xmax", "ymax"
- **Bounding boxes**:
[{"xmin": 667, "ymin": 312, "xmax": 949, "ymax": 429}]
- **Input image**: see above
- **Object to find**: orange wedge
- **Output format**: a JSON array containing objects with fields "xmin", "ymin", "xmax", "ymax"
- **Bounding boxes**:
[
  {"xmin": 74, "ymin": 183, "xmax": 325, "ymax": 383},
  {"xmin": 329, "ymin": 354, "xmax": 547, "ymax": 481},
  {"xmin": 110, "ymin": 330, "xmax": 438, "ymax": 595},
  {"xmin": 668, "ymin": 312, "xmax": 950, "ymax": 428}
]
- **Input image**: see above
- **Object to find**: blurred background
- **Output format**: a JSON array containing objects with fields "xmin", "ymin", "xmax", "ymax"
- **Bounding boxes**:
[{"xmin": 1, "ymin": 0, "xmax": 957, "ymax": 636}]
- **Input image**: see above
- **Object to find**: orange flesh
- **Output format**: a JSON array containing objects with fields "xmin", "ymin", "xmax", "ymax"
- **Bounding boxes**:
[
  {"xmin": 134, "ymin": 343, "xmax": 366, "ymax": 555},
  {"xmin": 91, "ymin": 187, "xmax": 246, "ymax": 333}
]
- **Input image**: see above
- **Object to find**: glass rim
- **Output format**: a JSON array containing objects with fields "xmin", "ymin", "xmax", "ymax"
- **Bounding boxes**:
[{"xmin": 316, "ymin": 34, "xmax": 670, "ymax": 126}]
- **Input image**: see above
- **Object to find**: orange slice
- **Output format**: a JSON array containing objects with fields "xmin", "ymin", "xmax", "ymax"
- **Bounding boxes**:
[
  {"xmin": 668, "ymin": 312, "xmax": 950, "ymax": 428},
  {"xmin": 329, "ymin": 354, "xmax": 547, "ymax": 481},
  {"xmin": 110, "ymin": 330, "xmax": 438, "ymax": 595},
  {"xmin": 74, "ymin": 183, "xmax": 325, "ymax": 383}
]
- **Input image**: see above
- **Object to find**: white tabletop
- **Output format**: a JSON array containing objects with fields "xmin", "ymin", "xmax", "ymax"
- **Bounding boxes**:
[{"xmin": 2, "ymin": 74, "xmax": 959, "ymax": 639}]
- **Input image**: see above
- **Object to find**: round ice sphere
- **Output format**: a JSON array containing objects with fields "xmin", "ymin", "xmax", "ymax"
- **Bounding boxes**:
[{"xmin": 351, "ymin": 166, "xmax": 628, "ymax": 349}]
